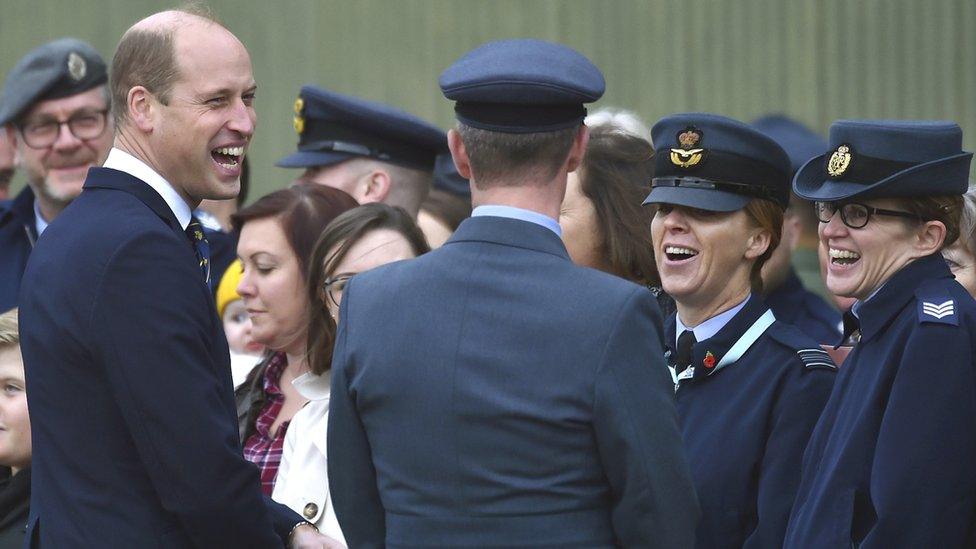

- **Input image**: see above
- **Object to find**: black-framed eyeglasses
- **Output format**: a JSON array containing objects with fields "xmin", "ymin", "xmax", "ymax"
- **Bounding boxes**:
[
  {"xmin": 322, "ymin": 274, "xmax": 354, "ymax": 308},
  {"xmin": 18, "ymin": 109, "xmax": 110, "ymax": 149},
  {"xmin": 814, "ymin": 201, "xmax": 923, "ymax": 229}
]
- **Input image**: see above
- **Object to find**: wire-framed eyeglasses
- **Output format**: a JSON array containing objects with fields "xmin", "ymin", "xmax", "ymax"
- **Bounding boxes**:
[
  {"xmin": 322, "ymin": 274, "xmax": 354, "ymax": 308},
  {"xmin": 18, "ymin": 109, "xmax": 110, "ymax": 149}
]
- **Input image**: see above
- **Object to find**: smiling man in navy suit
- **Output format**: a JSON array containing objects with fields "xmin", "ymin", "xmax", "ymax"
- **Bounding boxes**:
[
  {"xmin": 18, "ymin": 8, "xmax": 333, "ymax": 549},
  {"xmin": 327, "ymin": 39, "xmax": 700, "ymax": 548}
]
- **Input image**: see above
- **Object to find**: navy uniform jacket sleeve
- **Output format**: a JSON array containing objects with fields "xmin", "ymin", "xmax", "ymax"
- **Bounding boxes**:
[
  {"xmin": 862, "ymin": 321, "xmax": 976, "ymax": 548},
  {"xmin": 328, "ymin": 278, "xmax": 386, "ymax": 549},
  {"xmin": 592, "ymin": 287, "xmax": 700, "ymax": 548},
  {"xmin": 744, "ymin": 358, "xmax": 834, "ymax": 548},
  {"xmin": 89, "ymin": 232, "xmax": 286, "ymax": 548}
]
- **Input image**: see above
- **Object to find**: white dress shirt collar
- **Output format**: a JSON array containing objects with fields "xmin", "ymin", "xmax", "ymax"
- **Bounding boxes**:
[{"xmin": 102, "ymin": 147, "xmax": 192, "ymax": 230}]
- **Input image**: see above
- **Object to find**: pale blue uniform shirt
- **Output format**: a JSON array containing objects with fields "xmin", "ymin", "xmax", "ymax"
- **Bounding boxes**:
[
  {"xmin": 674, "ymin": 295, "xmax": 750, "ymax": 347},
  {"xmin": 471, "ymin": 205, "xmax": 562, "ymax": 237}
]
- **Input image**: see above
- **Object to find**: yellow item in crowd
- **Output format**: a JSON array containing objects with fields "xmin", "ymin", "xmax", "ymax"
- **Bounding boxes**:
[{"xmin": 216, "ymin": 259, "xmax": 244, "ymax": 318}]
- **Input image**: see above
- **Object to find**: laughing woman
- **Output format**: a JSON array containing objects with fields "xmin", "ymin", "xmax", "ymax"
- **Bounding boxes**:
[
  {"xmin": 643, "ymin": 114, "xmax": 836, "ymax": 549},
  {"xmin": 784, "ymin": 121, "xmax": 976, "ymax": 548}
]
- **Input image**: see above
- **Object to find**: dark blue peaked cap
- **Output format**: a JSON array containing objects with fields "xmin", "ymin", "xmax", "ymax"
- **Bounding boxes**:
[
  {"xmin": 0, "ymin": 38, "xmax": 107, "ymax": 126},
  {"xmin": 439, "ymin": 39, "xmax": 605, "ymax": 134},
  {"xmin": 277, "ymin": 85, "xmax": 447, "ymax": 172},
  {"xmin": 643, "ymin": 113, "xmax": 792, "ymax": 212},
  {"xmin": 752, "ymin": 114, "xmax": 828, "ymax": 175},
  {"xmin": 793, "ymin": 120, "xmax": 973, "ymax": 201}
]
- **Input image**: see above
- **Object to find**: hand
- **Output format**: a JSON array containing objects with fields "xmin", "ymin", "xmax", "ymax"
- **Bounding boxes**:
[{"xmin": 288, "ymin": 523, "xmax": 346, "ymax": 549}]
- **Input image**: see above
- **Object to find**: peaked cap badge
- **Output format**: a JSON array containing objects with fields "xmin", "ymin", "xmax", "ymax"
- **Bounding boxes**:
[
  {"xmin": 67, "ymin": 52, "xmax": 86, "ymax": 82},
  {"xmin": 670, "ymin": 126, "xmax": 706, "ymax": 169},
  {"xmin": 826, "ymin": 144, "xmax": 853, "ymax": 178},
  {"xmin": 293, "ymin": 97, "xmax": 305, "ymax": 135}
]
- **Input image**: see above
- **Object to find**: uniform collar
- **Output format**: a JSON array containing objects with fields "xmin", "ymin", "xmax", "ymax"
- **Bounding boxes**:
[
  {"xmin": 102, "ymin": 147, "xmax": 192, "ymax": 230},
  {"xmin": 849, "ymin": 254, "xmax": 953, "ymax": 343},
  {"xmin": 674, "ymin": 295, "xmax": 750, "ymax": 347},
  {"xmin": 33, "ymin": 198, "xmax": 50, "ymax": 236},
  {"xmin": 447, "ymin": 215, "xmax": 570, "ymax": 260},
  {"xmin": 471, "ymin": 204, "xmax": 562, "ymax": 237},
  {"xmin": 667, "ymin": 294, "xmax": 772, "ymax": 381},
  {"xmin": 1, "ymin": 186, "xmax": 36, "ymax": 227}
]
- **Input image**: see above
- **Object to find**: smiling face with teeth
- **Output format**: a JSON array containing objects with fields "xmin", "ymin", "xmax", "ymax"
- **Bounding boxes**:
[
  {"xmin": 145, "ymin": 20, "xmax": 256, "ymax": 207},
  {"xmin": 651, "ymin": 203, "xmax": 771, "ymax": 325},
  {"xmin": 820, "ymin": 198, "xmax": 934, "ymax": 300}
]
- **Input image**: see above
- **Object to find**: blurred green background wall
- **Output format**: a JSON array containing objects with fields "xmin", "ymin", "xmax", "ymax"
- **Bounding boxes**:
[{"xmin": 2, "ymin": 0, "xmax": 974, "ymax": 201}]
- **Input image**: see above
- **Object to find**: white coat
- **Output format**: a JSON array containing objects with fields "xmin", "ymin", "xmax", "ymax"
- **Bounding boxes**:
[{"xmin": 272, "ymin": 372, "xmax": 346, "ymax": 545}]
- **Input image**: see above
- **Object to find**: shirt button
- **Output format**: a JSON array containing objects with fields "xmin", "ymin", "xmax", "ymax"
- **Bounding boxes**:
[{"xmin": 303, "ymin": 502, "xmax": 318, "ymax": 520}]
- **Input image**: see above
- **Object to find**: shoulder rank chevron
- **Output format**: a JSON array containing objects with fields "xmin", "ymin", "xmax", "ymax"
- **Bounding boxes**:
[
  {"xmin": 918, "ymin": 299, "xmax": 958, "ymax": 326},
  {"xmin": 796, "ymin": 348, "xmax": 837, "ymax": 371}
]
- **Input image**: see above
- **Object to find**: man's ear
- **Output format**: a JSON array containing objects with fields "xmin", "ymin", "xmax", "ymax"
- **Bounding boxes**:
[
  {"xmin": 5, "ymin": 125, "xmax": 22, "ymax": 166},
  {"xmin": 447, "ymin": 129, "xmax": 472, "ymax": 179},
  {"xmin": 360, "ymin": 169, "xmax": 392, "ymax": 204},
  {"xmin": 914, "ymin": 220, "xmax": 948, "ymax": 258},
  {"xmin": 127, "ymin": 86, "xmax": 156, "ymax": 133},
  {"xmin": 565, "ymin": 124, "xmax": 590, "ymax": 173},
  {"xmin": 745, "ymin": 228, "xmax": 773, "ymax": 260}
]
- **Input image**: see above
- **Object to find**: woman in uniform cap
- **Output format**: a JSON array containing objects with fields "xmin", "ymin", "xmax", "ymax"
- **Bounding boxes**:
[
  {"xmin": 643, "ymin": 112, "xmax": 836, "ymax": 549},
  {"xmin": 784, "ymin": 120, "xmax": 976, "ymax": 548}
]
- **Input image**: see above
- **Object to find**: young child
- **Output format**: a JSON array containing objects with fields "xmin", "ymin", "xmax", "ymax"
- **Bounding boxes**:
[
  {"xmin": 0, "ymin": 308, "xmax": 30, "ymax": 544},
  {"xmin": 216, "ymin": 260, "xmax": 265, "ymax": 386}
]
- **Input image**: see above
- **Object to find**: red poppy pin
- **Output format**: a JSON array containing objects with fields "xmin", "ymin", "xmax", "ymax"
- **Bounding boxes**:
[{"xmin": 703, "ymin": 351, "xmax": 716, "ymax": 369}]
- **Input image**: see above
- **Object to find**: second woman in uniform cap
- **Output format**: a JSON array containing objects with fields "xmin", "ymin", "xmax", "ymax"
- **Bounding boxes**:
[
  {"xmin": 784, "ymin": 120, "xmax": 976, "ymax": 548},
  {"xmin": 643, "ymin": 113, "xmax": 836, "ymax": 549}
]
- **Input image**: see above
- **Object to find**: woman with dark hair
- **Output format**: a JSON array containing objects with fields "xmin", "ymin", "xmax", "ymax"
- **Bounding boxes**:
[
  {"xmin": 785, "ymin": 121, "xmax": 976, "ymax": 548},
  {"xmin": 645, "ymin": 114, "xmax": 835, "ymax": 548},
  {"xmin": 560, "ymin": 123, "xmax": 657, "ymax": 284},
  {"xmin": 231, "ymin": 184, "xmax": 357, "ymax": 503},
  {"xmin": 271, "ymin": 203, "xmax": 429, "ymax": 544}
]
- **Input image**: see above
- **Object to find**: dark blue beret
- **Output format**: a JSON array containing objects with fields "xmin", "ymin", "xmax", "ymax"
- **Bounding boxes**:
[
  {"xmin": 643, "ymin": 113, "xmax": 792, "ymax": 212},
  {"xmin": 752, "ymin": 114, "xmax": 828, "ymax": 175},
  {"xmin": 0, "ymin": 38, "xmax": 107, "ymax": 126},
  {"xmin": 439, "ymin": 39, "xmax": 605, "ymax": 133},
  {"xmin": 433, "ymin": 154, "xmax": 470, "ymax": 198},
  {"xmin": 793, "ymin": 120, "xmax": 973, "ymax": 201},
  {"xmin": 277, "ymin": 85, "xmax": 447, "ymax": 172}
]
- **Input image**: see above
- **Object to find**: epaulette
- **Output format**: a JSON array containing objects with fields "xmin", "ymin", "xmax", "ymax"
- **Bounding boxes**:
[
  {"xmin": 916, "ymin": 283, "xmax": 959, "ymax": 327},
  {"xmin": 795, "ymin": 348, "xmax": 837, "ymax": 371}
]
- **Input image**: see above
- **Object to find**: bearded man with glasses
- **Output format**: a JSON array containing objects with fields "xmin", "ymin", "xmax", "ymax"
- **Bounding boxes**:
[{"xmin": 0, "ymin": 39, "xmax": 114, "ymax": 311}]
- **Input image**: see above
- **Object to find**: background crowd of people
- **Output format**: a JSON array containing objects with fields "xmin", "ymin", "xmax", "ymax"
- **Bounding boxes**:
[{"xmin": 0, "ymin": 5, "xmax": 975, "ymax": 549}]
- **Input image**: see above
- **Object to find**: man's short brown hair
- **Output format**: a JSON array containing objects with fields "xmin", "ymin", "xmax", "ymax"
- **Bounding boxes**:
[
  {"xmin": 110, "ymin": 5, "xmax": 221, "ymax": 126},
  {"xmin": 456, "ymin": 123, "xmax": 577, "ymax": 188}
]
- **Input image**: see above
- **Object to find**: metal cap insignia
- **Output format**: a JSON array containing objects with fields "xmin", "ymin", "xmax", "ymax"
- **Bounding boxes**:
[
  {"xmin": 292, "ymin": 97, "xmax": 305, "ymax": 135},
  {"xmin": 67, "ymin": 52, "xmax": 86, "ymax": 82},
  {"xmin": 670, "ymin": 126, "xmax": 706, "ymax": 168},
  {"xmin": 826, "ymin": 144, "xmax": 852, "ymax": 178}
]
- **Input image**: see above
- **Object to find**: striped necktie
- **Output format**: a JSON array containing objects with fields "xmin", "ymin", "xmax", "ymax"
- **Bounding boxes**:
[{"xmin": 185, "ymin": 218, "xmax": 211, "ymax": 285}]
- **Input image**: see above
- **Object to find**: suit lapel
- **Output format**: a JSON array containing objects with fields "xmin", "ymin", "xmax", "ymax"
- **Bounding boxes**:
[{"xmin": 84, "ymin": 167, "xmax": 183, "ymax": 234}]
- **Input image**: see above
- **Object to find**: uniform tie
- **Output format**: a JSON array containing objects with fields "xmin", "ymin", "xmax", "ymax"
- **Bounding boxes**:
[
  {"xmin": 674, "ymin": 330, "xmax": 697, "ymax": 377},
  {"xmin": 185, "ymin": 218, "xmax": 211, "ymax": 286}
]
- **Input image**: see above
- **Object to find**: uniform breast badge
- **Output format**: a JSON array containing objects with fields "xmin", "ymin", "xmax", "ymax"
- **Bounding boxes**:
[
  {"xmin": 670, "ymin": 127, "xmax": 706, "ymax": 168},
  {"xmin": 826, "ymin": 144, "xmax": 852, "ymax": 178}
]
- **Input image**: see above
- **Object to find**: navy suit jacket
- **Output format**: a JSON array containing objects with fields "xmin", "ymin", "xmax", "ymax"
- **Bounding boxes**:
[
  {"xmin": 18, "ymin": 168, "xmax": 300, "ymax": 548},
  {"xmin": 328, "ymin": 215, "xmax": 700, "ymax": 548},
  {"xmin": 0, "ymin": 187, "xmax": 37, "ymax": 313}
]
